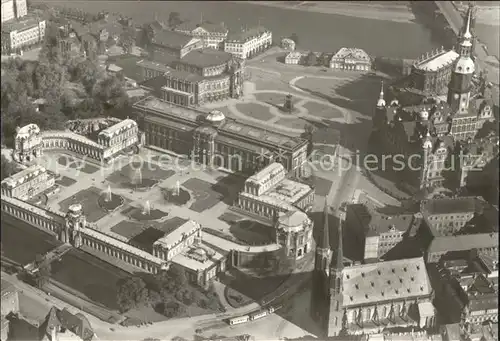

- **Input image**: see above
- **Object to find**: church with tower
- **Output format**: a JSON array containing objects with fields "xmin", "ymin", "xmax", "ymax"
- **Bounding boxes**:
[
  {"xmin": 372, "ymin": 3, "xmax": 494, "ymax": 190},
  {"xmin": 310, "ymin": 204, "xmax": 434, "ymax": 337}
]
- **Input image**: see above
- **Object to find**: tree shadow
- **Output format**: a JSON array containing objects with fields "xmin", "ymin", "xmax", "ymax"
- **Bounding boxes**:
[{"xmin": 210, "ymin": 174, "xmax": 245, "ymax": 206}]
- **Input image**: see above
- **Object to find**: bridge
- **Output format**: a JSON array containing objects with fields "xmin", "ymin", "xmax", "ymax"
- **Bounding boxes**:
[
  {"xmin": 24, "ymin": 244, "xmax": 73, "ymax": 274},
  {"xmin": 435, "ymin": 1, "xmax": 500, "ymax": 85}
]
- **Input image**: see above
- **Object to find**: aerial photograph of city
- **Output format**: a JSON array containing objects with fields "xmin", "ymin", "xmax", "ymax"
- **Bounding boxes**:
[{"xmin": 0, "ymin": 0, "xmax": 498, "ymax": 340}]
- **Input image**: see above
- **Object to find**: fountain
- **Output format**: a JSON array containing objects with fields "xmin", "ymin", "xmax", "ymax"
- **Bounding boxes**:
[
  {"xmin": 130, "ymin": 167, "xmax": 143, "ymax": 186},
  {"xmin": 175, "ymin": 180, "xmax": 180, "ymax": 196},
  {"xmin": 104, "ymin": 185, "xmax": 112, "ymax": 202},
  {"xmin": 142, "ymin": 200, "xmax": 151, "ymax": 216},
  {"xmin": 98, "ymin": 184, "xmax": 124, "ymax": 211}
]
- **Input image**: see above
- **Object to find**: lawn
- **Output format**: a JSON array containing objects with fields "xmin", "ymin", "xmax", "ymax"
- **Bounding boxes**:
[
  {"xmin": 302, "ymin": 101, "xmax": 344, "ymax": 119},
  {"xmin": 58, "ymin": 187, "xmax": 109, "ymax": 223},
  {"xmin": 274, "ymin": 117, "xmax": 309, "ymax": 130},
  {"xmin": 254, "ymin": 92, "xmax": 301, "ymax": 108},
  {"xmin": 110, "ymin": 216, "xmax": 189, "ymax": 241},
  {"xmin": 50, "ymin": 249, "xmax": 129, "ymax": 311},
  {"xmin": 234, "ymin": 103, "xmax": 274, "ymax": 121},
  {"xmin": 312, "ymin": 176, "xmax": 333, "ymax": 197},
  {"xmin": 55, "ymin": 175, "xmax": 77, "ymax": 187},
  {"xmin": 182, "ymin": 178, "xmax": 224, "ymax": 213}
]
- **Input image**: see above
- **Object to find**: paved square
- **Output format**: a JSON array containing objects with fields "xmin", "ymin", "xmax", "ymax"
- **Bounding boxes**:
[
  {"xmin": 106, "ymin": 161, "xmax": 175, "ymax": 188},
  {"xmin": 302, "ymin": 101, "xmax": 344, "ymax": 119}
]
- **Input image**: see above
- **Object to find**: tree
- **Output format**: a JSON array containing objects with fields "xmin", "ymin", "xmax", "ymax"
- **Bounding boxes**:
[
  {"xmin": 303, "ymin": 124, "xmax": 316, "ymax": 156},
  {"xmin": 32, "ymin": 254, "xmax": 51, "ymax": 288},
  {"xmin": 162, "ymin": 301, "xmax": 184, "ymax": 318},
  {"xmin": 119, "ymin": 27, "xmax": 136, "ymax": 54},
  {"xmin": 289, "ymin": 33, "xmax": 299, "ymax": 45},
  {"xmin": 116, "ymin": 276, "xmax": 149, "ymax": 312},
  {"xmin": 306, "ymin": 52, "xmax": 317, "ymax": 66},
  {"xmin": 1, "ymin": 155, "xmax": 17, "ymax": 180},
  {"xmin": 168, "ymin": 12, "xmax": 182, "ymax": 29}
]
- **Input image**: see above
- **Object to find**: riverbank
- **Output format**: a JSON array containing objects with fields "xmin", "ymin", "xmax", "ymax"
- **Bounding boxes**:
[{"xmin": 232, "ymin": 1, "xmax": 415, "ymax": 23}]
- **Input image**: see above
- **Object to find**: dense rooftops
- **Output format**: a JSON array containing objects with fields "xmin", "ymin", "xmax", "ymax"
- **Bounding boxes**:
[
  {"xmin": 98, "ymin": 118, "xmax": 137, "ymax": 138},
  {"xmin": 176, "ymin": 21, "xmax": 228, "ymax": 34},
  {"xmin": 428, "ymin": 232, "xmax": 499, "ymax": 254}
]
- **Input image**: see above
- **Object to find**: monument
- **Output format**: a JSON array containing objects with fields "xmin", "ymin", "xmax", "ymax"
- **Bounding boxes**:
[{"xmin": 283, "ymin": 94, "xmax": 294, "ymax": 114}]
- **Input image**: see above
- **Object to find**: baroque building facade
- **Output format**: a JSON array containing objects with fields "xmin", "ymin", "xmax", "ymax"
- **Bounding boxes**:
[
  {"xmin": 235, "ymin": 162, "xmax": 314, "ymax": 224},
  {"xmin": 1, "ymin": 165, "xmax": 55, "ymax": 201},
  {"xmin": 133, "ymin": 96, "xmax": 308, "ymax": 177}
]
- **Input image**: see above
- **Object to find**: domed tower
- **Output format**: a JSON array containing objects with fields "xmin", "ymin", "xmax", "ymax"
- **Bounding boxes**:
[
  {"xmin": 420, "ymin": 132, "xmax": 434, "ymax": 189},
  {"xmin": 448, "ymin": 7, "xmax": 475, "ymax": 115},
  {"xmin": 420, "ymin": 108, "xmax": 429, "ymax": 121},
  {"xmin": 63, "ymin": 204, "xmax": 85, "ymax": 247}
]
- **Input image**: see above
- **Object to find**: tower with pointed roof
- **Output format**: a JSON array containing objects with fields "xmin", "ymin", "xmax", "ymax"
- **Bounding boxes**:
[
  {"xmin": 310, "ymin": 202, "xmax": 332, "ymax": 328},
  {"xmin": 376, "ymin": 81, "xmax": 386, "ymax": 108},
  {"xmin": 448, "ymin": 4, "xmax": 475, "ymax": 116},
  {"xmin": 310, "ymin": 203, "xmax": 346, "ymax": 337}
]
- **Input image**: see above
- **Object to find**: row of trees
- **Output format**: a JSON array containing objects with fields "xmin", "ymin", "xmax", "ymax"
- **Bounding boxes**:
[{"xmin": 116, "ymin": 266, "xmax": 222, "ymax": 317}]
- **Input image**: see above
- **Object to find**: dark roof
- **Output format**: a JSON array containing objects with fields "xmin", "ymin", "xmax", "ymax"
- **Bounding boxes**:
[
  {"xmin": 178, "ymin": 48, "xmax": 233, "ymax": 68},
  {"xmin": 468, "ymin": 292, "xmax": 498, "ymax": 312},
  {"xmin": 40, "ymin": 307, "xmax": 94, "ymax": 341},
  {"xmin": 1, "ymin": 16, "xmax": 41, "ymax": 33},
  {"xmin": 152, "ymin": 29, "xmax": 195, "ymax": 49},
  {"xmin": 428, "ymin": 232, "xmax": 499, "ymax": 254},
  {"xmin": 140, "ymin": 72, "xmax": 204, "ymax": 91},
  {"xmin": 319, "ymin": 202, "xmax": 330, "ymax": 250},
  {"xmin": 421, "ymin": 197, "xmax": 485, "ymax": 215},
  {"xmin": 226, "ymin": 26, "xmax": 269, "ymax": 43},
  {"xmin": 176, "ymin": 21, "xmax": 228, "ymax": 34}
]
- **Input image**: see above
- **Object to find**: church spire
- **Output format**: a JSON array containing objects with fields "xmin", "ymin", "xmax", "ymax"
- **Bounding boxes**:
[
  {"xmin": 463, "ymin": 5, "xmax": 473, "ymax": 41},
  {"xmin": 318, "ymin": 201, "xmax": 330, "ymax": 250},
  {"xmin": 331, "ymin": 216, "xmax": 344, "ymax": 271},
  {"xmin": 377, "ymin": 80, "xmax": 386, "ymax": 107}
]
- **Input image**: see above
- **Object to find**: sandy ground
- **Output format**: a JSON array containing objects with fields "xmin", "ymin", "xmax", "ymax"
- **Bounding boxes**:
[{"xmin": 236, "ymin": 1, "xmax": 415, "ymax": 23}]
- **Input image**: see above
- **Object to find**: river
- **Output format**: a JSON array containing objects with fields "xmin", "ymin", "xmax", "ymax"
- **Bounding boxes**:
[{"xmin": 33, "ymin": 0, "xmax": 441, "ymax": 59}]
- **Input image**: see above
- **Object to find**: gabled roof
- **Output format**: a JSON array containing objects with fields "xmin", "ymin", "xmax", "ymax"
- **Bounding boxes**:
[
  {"xmin": 176, "ymin": 21, "xmax": 228, "ymax": 34},
  {"xmin": 178, "ymin": 48, "xmax": 233, "ymax": 68},
  {"xmin": 39, "ymin": 307, "xmax": 94, "ymax": 341}
]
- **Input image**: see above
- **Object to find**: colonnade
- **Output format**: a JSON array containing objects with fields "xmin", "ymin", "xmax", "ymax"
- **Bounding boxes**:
[
  {"xmin": 1, "ymin": 196, "xmax": 165, "ymax": 274},
  {"xmin": 41, "ymin": 133, "xmax": 104, "ymax": 161}
]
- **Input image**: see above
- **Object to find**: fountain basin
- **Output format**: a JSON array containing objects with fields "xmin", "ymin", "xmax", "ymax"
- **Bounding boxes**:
[
  {"xmin": 127, "ymin": 207, "xmax": 169, "ymax": 221},
  {"xmin": 98, "ymin": 193, "xmax": 125, "ymax": 212},
  {"xmin": 130, "ymin": 178, "xmax": 159, "ymax": 191},
  {"xmin": 163, "ymin": 188, "xmax": 191, "ymax": 206}
]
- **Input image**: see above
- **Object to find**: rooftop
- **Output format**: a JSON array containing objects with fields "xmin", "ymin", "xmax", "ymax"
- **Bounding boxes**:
[
  {"xmin": 226, "ymin": 26, "xmax": 270, "ymax": 43},
  {"xmin": 468, "ymin": 292, "xmax": 498, "ymax": 312},
  {"xmin": 136, "ymin": 59, "xmax": 172, "ymax": 73},
  {"xmin": 16, "ymin": 123, "xmax": 40, "ymax": 139},
  {"xmin": 98, "ymin": 119, "xmax": 137, "ymax": 138},
  {"xmin": 154, "ymin": 220, "xmax": 200, "ymax": 249},
  {"xmin": 428, "ymin": 232, "xmax": 499, "ymax": 253},
  {"xmin": 152, "ymin": 29, "xmax": 197, "ymax": 49},
  {"xmin": 421, "ymin": 197, "xmax": 485, "ymax": 215},
  {"xmin": 286, "ymin": 51, "xmax": 303, "ymax": 59},
  {"xmin": 342, "ymin": 257, "xmax": 432, "ymax": 307},
  {"xmin": 277, "ymin": 210, "xmax": 311, "ymax": 232},
  {"xmin": 2, "ymin": 16, "xmax": 42, "ymax": 33},
  {"xmin": 1, "ymin": 279, "xmax": 17, "ymax": 297},
  {"xmin": 331, "ymin": 47, "xmax": 371, "ymax": 61},
  {"xmin": 176, "ymin": 21, "xmax": 228, "ymax": 35},
  {"xmin": 40, "ymin": 307, "xmax": 94, "ymax": 341},
  {"xmin": 133, "ymin": 96, "xmax": 306, "ymax": 151},
  {"xmin": 1, "ymin": 165, "xmax": 48, "ymax": 188},
  {"xmin": 247, "ymin": 162, "xmax": 285, "ymax": 184},
  {"xmin": 415, "ymin": 50, "xmax": 460, "ymax": 72},
  {"xmin": 172, "ymin": 244, "xmax": 224, "ymax": 271},
  {"xmin": 178, "ymin": 48, "xmax": 233, "ymax": 68},
  {"xmin": 240, "ymin": 178, "xmax": 313, "ymax": 212}
]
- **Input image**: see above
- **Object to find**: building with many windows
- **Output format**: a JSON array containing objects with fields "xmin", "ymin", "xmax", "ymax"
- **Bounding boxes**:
[
  {"xmin": 224, "ymin": 26, "xmax": 272, "ymax": 59},
  {"xmin": 1, "ymin": 0, "xmax": 27, "ymax": 24},
  {"xmin": 132, "ymin": 96, "xmax": 308, "ymax": 177},
  {"xmin": 329, "ymin": 47, "xmax": 371, "ymax": 72},
  {"xmin": 1, "ymin": 15, "xmax": 45, "ymax": 53},
  {"xmin": 1, "ymin": 165, "xmax": 55, "ymax": 201},
  {"xmin": 311, "ymin": 204, "xmax": 435, "ymax": 337},
  {"xmin": 285, "ymin": 51, "xmax": 303, "ymax": 65},
  {"xmin": 174, "ymin": 21, "xmax": 228, "ymax": 50},
  {"xmin": 235, "ymin": 162, "xmax": 314, "ymax": 225}
]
